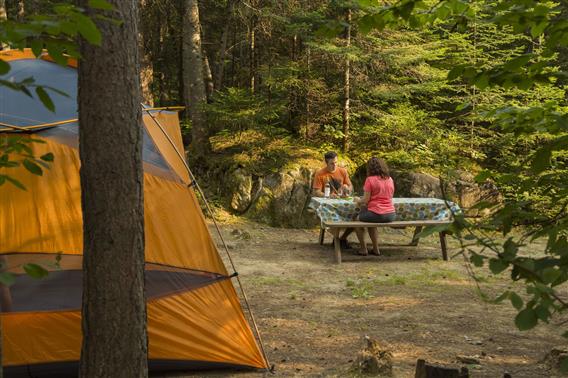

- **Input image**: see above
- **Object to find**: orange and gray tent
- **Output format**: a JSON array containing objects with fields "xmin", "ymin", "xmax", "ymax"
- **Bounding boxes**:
[{"xmin": 0, "ymin": 49, "xmax": 268, "ymax": 376}]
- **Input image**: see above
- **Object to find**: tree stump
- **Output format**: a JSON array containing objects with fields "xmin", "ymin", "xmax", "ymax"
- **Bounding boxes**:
[{"xmin": 414, "ymin": 359, "xmax": 469, "ymax": 378}]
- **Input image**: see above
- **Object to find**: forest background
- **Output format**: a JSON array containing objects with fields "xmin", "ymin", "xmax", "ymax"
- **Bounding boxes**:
[{"xmin": 4, "ymin": 0, "xmax": 564, "ymax": 193}]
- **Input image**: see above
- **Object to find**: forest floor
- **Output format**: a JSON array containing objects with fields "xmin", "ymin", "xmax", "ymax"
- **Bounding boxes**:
[{"xmin": 178, "ymin": 214, "xmax": 567, "ymax": 378}]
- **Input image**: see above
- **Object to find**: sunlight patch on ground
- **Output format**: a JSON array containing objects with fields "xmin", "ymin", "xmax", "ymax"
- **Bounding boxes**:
[{"xmin": 347, "ymin": 295, "xmax": 422, "ymax": 310}]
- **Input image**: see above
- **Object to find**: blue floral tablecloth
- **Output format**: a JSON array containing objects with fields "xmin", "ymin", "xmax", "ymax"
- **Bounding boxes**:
[{"xmin": 309, "ymin": 197, "xmax": 460, "ymax": 224}]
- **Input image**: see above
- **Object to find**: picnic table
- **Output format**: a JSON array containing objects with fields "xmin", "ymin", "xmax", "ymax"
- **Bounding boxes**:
[{"xmin": 308, "ymin": 197, "xmax": 460, "ymax": 263}]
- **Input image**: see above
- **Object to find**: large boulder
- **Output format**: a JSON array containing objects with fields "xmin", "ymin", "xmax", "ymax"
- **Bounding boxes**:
[
  {"xmin": 227, "ymin": 168, "xmax": 253, "ymax": 213},
  {"xmin": 392, "ymin": 171, "xmax": 443, "ymax": 198},
  {"xmin": 224, "ymin": 166, "xmax": 319, "ymax": 228},
  {"xmin": 391, "ymin": 170, "xmax": 499, "ymax": 213}
]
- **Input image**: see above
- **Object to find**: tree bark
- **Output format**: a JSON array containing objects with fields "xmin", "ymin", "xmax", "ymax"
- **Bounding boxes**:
[
  {"xmin": 182, "ymin": 0, "xmax": 209, "ymax": 155},
  {"xmin": 0, "ymin": 0, "xmax": 6, "ymax": 53},
  {"xmin": 214, "ymin": 0, "xmax": 234, "ymax": 91},
  {"xmin": 305, "ymin": 46, "xmax": 311, "ymax": 139},
  {"xmin": 249, "ymin": 17, "xmax": 256, "ymax": 94},
  {"xmin": 0, "ymin": 0, "xmax": 7, "ymax": 22},
  {"xmin": 203, "ymin": 52, "xmax": 214, "ymax": 100},
  {"xmin": 342, "ymin": 8, "xmax": 351, "ymax": 153},
  {"xmin": 23, "ymin": 0, "xmax": 37, "ymax": 15},
  {"xmin": 5, "ymin": 0, "xmax": 23, "ymax": 21},
  {"xmin": 78, "ymin": 1, "xmax": 148, "ymax": 377}
]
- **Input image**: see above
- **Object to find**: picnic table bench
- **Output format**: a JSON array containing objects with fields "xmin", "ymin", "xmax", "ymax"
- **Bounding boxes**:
[
  {"xmin": 321, "ymin": 219, "xmax": 450, "ymax": 264},
  {"xmin": 309, "ymin": 197, "xmax": 459, "ymax": 264}
]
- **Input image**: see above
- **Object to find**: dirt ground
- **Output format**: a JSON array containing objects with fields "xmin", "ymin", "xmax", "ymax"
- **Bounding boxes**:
[{"xmin": 178, "ymin": 215, "xmax": 568, "ymax": 378}]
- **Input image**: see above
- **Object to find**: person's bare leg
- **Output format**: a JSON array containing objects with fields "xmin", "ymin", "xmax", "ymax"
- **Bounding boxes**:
[
  {"xmin": 355, "ymin": 228, "xmax": 368, "ymax": 255},
  {"xmin": 368, "ymin": 227, "xmax": 380, "ymax": 255},
  {"xmin": 340, "ymin": 227, "xmax": 354, "ymax": 240}
]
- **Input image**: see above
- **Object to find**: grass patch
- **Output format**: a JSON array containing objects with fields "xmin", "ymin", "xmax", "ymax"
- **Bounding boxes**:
[
  {"xmin": 248, "ymin": 275, "xmax": 306, "ymax": 288},
  {"xmin": 346, "ymin": 278, "xmax": 375, "ymax": 299}
]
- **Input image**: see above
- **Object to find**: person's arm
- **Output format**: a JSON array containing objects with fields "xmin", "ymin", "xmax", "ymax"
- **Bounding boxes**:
[
  {"xmin": 357, "ymin": 191, "xmax": 371, "ymax": 206},
  {"xmin": 341, "ymin": 169, "xmax": 353, "ymax": 194},
  {"xmin": 312, "ymin": 188, "xmax": 324, "ymax": 197},
  {"xmin": 312, "ymin": 172, "xmax": 324, "ymax": 197}
]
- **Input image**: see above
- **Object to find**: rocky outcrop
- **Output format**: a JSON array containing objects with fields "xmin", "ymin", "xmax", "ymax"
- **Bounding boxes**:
[
  {"xmin": 224, "ymin": 166, "xmax": 319, "ymax": 228},
  {"xmin": 391, "ymin": 170, "xmax": 499, "ymax": 213},
  {"xmin": 214, "ymin": 166, "xmax": 497, "ymax": 228}
]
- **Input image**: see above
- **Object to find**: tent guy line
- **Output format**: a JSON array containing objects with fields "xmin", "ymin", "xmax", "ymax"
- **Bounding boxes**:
[{"xmin": 143, "ymin": 106, "xmax": 272, "ymax": 370}]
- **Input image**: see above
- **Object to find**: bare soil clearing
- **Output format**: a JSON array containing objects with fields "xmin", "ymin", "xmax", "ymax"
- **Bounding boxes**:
[{"xmin": 175, "ymin": 217, "xmax": 567, "ymax": 378}]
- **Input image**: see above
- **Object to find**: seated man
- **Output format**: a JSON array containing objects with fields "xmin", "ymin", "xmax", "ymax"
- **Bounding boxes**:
[
  {"xmin": 312, "ymin": 151, "xmax": 354, "ymax": 249},
  {"xmin": 312, "ymin": 151, "xmax": 353, "ymax": 198}
]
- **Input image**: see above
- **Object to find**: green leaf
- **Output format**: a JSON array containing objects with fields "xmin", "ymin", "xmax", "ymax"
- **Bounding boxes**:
[
  {"xmin": 535, "ymin": 305, "xmax": 551, "ymax": 322},
  {"xmin": 493, "ymin": 291, "xmax": 509, "ymax": 303},
  {"xmin": 23, "ymin": 159, "xmax": 43, "ymax": 176},
  {"xmin": 470, "ymin": 253, "xmax": 484, "ymax": 267},
  {"xmin": 447, "ymin": 65, "xmax": 464, "ymax": 81},
  {"xmin": 560, "ymin": 357, "xmax": 568, "ymax": 373},
  {"xmin": 515, "ymin": 308, "xmax": 538, "ymax": 331},
  {"xmin": 75, "ymin": 13, "xmax": 102, "ymax": 45},
  {"xmin": 43, "ymin": 85, "xmax": 69, "ymax": 98},
  {"xmin": 489, "ymin": 258, "xmax": 508, "ymax": 274},
  {"xmin": 30, "ymin": 40, "xmax": 43, "ymax": 57},
  {"xmin": 474, "ymin": 170, "xmax": 492, "ymax": 183},
  {"xmin": 455, "ymin": 101, "xmax": 471, "ymax": 112},
  {"xmin": 88, "ymin": 0, "xmax": 114, "ymax": 10},
  {"xmin": 23, "ymin": 263, "xmax": 49, "ymax": 279},
  {"xmin": 542, "ymin": 268, "xmax": 561, "ymax": 284},
  {"xmin": 40, "ymin": 153, "xmax": 54, "ymax": 162},
  {"xmin": 509, "ymin": 292, "xmax": 523, "ymax": 310},
  {"xmin": 531, "ymin": 21, "xmax": 548, "ymax": 38},
  {"xmin": 504, "ymin": 54, "xmax": 532, "ymax": 72},
  {"xmin": 531, "ymin": 147, "xmax": 552, "ymax": 173},
  {"xmin": 36, "ymin": 87, "xmax": 55, "ymax": 112},
  {"xmin": 358, "ymin": 15, "xmax": 375, "ymax": 34},
  {"xmin": 0, "ymin": 272, "xmax": 15, "ymax": 286},
  {"xmin": 5, "ymin": 175, "xmax": 26, "ymax": 190},
  {"xmin": 416, "ymin": 224, "xmax": 450, "ymax": 239},
  {"xmin": 0, "ymin": 60, "xmax": 10, "ymax": 75},
  {"xmin": 474, "ymin": 73, "xmax": 490, "ymax": 90}
]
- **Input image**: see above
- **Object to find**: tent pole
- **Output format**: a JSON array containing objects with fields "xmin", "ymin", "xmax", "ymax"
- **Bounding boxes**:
[{"xmin": 143, "ymin": 107, "xmax": 272, "ymax": 371}]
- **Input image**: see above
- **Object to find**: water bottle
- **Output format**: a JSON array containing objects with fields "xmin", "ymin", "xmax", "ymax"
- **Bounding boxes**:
[{"xmin": 324, "ymin": 181, "xmax": 331, "ymax": 198}]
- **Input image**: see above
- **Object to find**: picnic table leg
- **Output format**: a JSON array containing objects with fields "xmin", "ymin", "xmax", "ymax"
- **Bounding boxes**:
[
  {"xmin": 410, "ymin": 226, "xmax": 423, "ymax": 246},
  {"xmin": 319, "ymin": 226, "xmax": 325, "ymax": 245},
  {"xmin": 439, "ymin": 231, "xmax": 448, "ymax": 261},
  {"xmin": 332, "ymin": 228, "xmax": 342, "ymax": 264}
]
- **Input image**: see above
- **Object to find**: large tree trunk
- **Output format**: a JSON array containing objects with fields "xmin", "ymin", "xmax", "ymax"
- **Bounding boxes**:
[
  {"xmin": 342, "ymin": 8, "xmax": 351, "ymax": 153},
  {"xmin": 182, "ymin": 0, "xmax": 209, "ymax": 155},
  {"xmin": 78, "ymin": 1, "xmax": 148, "ymax": 377}
]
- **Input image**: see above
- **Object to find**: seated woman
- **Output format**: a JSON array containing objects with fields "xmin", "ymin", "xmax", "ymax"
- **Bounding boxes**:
[{"xmin": 354, "ymin": 157, "xmax": 396, "ymax": 256}]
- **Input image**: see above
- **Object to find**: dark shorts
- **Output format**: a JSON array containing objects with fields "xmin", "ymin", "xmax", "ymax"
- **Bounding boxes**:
[{"xmin": 358, "ymin": 209, "xmax": 396, "ymax": 223}]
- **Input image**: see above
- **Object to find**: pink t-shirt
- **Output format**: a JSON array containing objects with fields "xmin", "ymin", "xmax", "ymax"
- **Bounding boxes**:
[{"xmin": 363, "ymin": 176, "xmax": 395, "ymax": 215}]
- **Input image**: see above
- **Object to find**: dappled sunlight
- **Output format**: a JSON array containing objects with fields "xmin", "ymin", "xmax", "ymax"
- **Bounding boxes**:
[
  {"xmin": 208, "ymin": 219, "xmax": 567, "ymax": 376},
  {"xmin": 346, "ymin": 295, "xmax": 423, "ymax": 309}
]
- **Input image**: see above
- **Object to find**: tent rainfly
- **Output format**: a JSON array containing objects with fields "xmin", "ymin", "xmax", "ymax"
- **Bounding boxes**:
[{"xmin": 0, "ymin": 49, "xmax": 268, "ymax": 377}]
